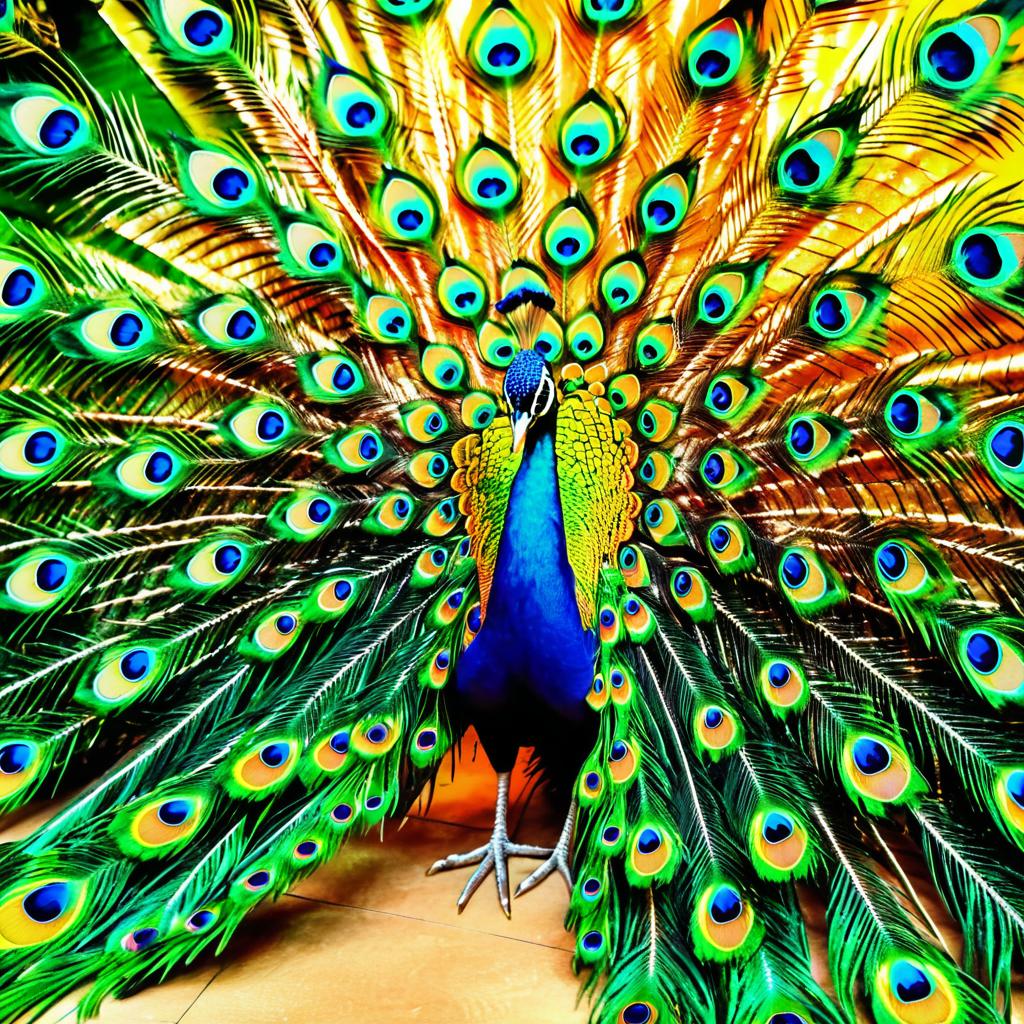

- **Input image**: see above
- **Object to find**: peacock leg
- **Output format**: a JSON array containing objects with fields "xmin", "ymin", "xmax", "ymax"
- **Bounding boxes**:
[
  {"xmin": 426, "ymin": 771, "xmax": 551, "ymax": 917},
  {"xmin": 514, "ymin": 796, "xmax": 576, "ymax": 899}
]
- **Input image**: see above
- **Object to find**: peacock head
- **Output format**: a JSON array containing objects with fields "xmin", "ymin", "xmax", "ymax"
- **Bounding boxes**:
[{"xmin": 502, "ymin": 348, "xmax": 555, "ymax": 453}]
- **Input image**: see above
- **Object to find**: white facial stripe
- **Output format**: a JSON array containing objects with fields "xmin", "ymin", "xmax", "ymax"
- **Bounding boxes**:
[{"xmin": 530, "ymin": 373, "xmax": 554, "ymax": 419}]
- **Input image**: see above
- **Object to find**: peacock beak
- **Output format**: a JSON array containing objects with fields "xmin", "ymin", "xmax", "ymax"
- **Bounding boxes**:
[{"xmin": 511, "ymin": 411, "xmax": 531, "ymax": 453}]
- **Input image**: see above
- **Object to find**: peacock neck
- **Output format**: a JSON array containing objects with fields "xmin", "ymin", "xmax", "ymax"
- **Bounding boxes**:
[{"xmin": 486, "ymin": 416, "xmax": 583, "ymax": 640}]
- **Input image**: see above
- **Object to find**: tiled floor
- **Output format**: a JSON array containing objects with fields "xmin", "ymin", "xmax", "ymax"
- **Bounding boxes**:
[
  {"xmin": 4, "ymin": 736, "xmax": 1022, "ymax": 1023},
  {"xmin": 5, "ymin": 737, "xmax": 590, "ymax": 1024}
]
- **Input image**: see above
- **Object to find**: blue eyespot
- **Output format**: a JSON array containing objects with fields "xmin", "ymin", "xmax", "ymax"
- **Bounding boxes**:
[
  {"xmin": 0, "ymin": 742, "xmax": 31, "ymax": 774},
  {"xmin": 276, "ymin": 614, "xmax": 296, "ymax": 634},
  {"xmin": 600, "ymin": 608, "xmax": 615, "ymax": 627},
  {"xmin": 581, "ymin": 877, "xmax": 601, "ymax": 898},
  {"xmin": 964, "ymin": 630, "xmax": 1000, "ymax": 673},
  {"xmin": 959, "ymin": 233, "xmax": 1001, "ymax": 282},
  {"xmin": 2, "ymin": 269, "xmax": 36, "ymax": 307},
  {"xmin": 365, "ymin": 795, "xmax": 383, "ymax": 810},
  {"xmin": 259, "ymin": 742, "xmax": 290, "ymax": 768},
  {"xmin": 709, "ymin": 525, "xmax": 730, "ymax": 552},
  {"xmin": 637, "ymin": 827, "xmax": 661, "ymax": 853},
  {"xmin": 39, "ymin": 108, "xmax": 81, "ymax": 150},
  {"xmin": 367, "ymin": 724, "xmax": 389, "ymax": 744},
  {"xmin": 704, "ymin": 706, "xmax": 724, "ymax": 729},
  {"xmin": 602, "ymin": 825, "xmax": 620, "ymax": 843},
  {"xmin": 610, "ymin": 740, "xmax": 628, "ymax": 761},
  {"xmin": 852, "ymin": 737, "xmax": 891, "ymax": 775},
  {"xmin": 781, "ymin": 553, "xmax": 809, "ymax": 588},
  {"xmin": 767, "ymin": 1014, "xmax": 807, "ymax": 1024},
  {"xmin": 333, "ymin": 580, "xmax": 352, "ymax": 601},
  {"xmin": 110, "ymin": 312, "xmax": 143, "ymax": 348},
  {"xmin": 702, "ymin": 452, "xmax": 725, "ymax": 484},
  {"xmin": 876, "ymin": 542, "xmax": 908, "ymax": 582},
  {"xmin": 246, "ymin": 870, "xmax": 271, "ymax": 889},
  {"xmin": 36, "ymin": 558, "xmax": 68, "ymax": 592},
  {"xmin": 1006, "ymin": 770, "xmax": 1024, "ymax": 809},
  {"xmin": 709, "ymin": 885, "xmax": 742, "ymax": 924},
  {"xmin": 228, "ymin": 309, "xmax": 257, "ymax": 340},
  {"xmin": 144, "ymin": 451, "xmax": 174, "ymax": 484},
  {"xmin": 214, "ymin": 544, "xmax": 242, "ymax": 574},
  {"xmin": 761, "ymin": 811, "xmax": 793, "ymax": 843},
  {"xmin": 332, "ymin": 803, "xmax": 353, "ymax": 822},
  {"xmin": 789, "ymin": 419, "xmax": 814, "ymax": 456},
  {"xmin": 435, "ymin": 650, "xmax": 450, "ymax": 669},
  {"xmin": 295, "ymin": 840, "xmax": 319, "ymax": 857},
  {"xmin": 330, "ymin": 731, "xmax": 349, "ymax": 754},
  {"xmin": 585, "ymin": 771, "xmax": 600, "ymax": 789},
  {"xmin": 119, "ymin": 649, "xmax": 151, "ymax": 682},
  {"xmin": 767, "ymin": 661, "xmax": 791, "ymax": 687},
  {"xmin": 309, "ymin": 242, "xmax": 337, "ymax": 269},
  {"xmin": 184, "ymin": 10, "xmax": 226, "ymax": 47},
  {"xmin": 610, "ymin": 669, "xmax": 624, "ymax": 688},
  {"xmin": 467, "ymin": 604, "xmax": 482, "ymax": 632},
  {"xmin": 991, "ymin": 424, "xmax": 1024, "ymax": 468},
  {"xmin": 212, "ymin": 167, "xmax": 250, "ymax": 202},
  {"xmin": 890, "ymin": 960, "xmax": 934, "ymax": 1003},
  {"xmin": 581, "ymin": 929, "xmax": 603, "ymax": 951},
  {"xmin": 622, "ymin": 1005, "xmax": 652, "ymax": 1024},
  {"xmin": 257, "ymin": 411, "xmax": 286, "ymax": 442},
  {"xmin": 22, "ymin": 882, "xmax": 69, "ymax": 924},
  {"xmin": 157, "ymin": 799, "xmax": 192, "ymax": 826},
  {"xmin": 308, "ymin": 499, "xmax": 332, "ymax": 523},
  {"xmin": 24, "ymin": 430, "xmax": 57, "ymax": 465},
  {"xmin": 130, "ymin": 926, "xmax": 159, "ymax": 949}
]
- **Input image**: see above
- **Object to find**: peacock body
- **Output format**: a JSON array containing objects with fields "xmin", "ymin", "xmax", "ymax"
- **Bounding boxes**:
[{"xmin": 0, "ymin": 0, "xmax": 1022, "ymax": 1022}]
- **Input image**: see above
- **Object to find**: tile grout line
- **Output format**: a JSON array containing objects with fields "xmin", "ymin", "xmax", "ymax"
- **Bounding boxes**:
[
  {"xmin": 174, "ymin": 968, "xmax": 222, "ymax": 1023},
  {"xmin": 281, "ymin": 892, "xmax": 576, "ymax": 954}
]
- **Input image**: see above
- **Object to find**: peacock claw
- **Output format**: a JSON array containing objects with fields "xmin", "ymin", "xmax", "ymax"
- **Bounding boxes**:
[
  {"xmin": 428, "ymin": 833, "xmax": 552, "ymax": 918},
  {"xmin": 515, "ymin": 795, "xmax": 576, "ymax": 899}
]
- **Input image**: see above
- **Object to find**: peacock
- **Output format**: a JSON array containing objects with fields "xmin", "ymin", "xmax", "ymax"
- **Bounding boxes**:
[{"xmin": 0, "ymin": 0, "xmax": 1023, "ymax": 1021}]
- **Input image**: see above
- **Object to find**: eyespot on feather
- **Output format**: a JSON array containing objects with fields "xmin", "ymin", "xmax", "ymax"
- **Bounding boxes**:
[{"xmin": 0, "ymin": 879, "xmax": 88, "ymax": 949}]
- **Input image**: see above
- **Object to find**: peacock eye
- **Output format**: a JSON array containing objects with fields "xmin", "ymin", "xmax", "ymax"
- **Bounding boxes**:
[
  {"xmin": 269, "ymin": 492, "xmax": 339, "ymax": 541},
  {"xmin": 460, "ymin": 391, "xmax": 497, "ymax": 430},
  {"xmin": 3, "ymin": 550, "xmax": 79, "ymax": 613},
  {"xmin": 777, "ymin": 128, "xmax": 845, "ymax": 194},
  {"xmin": 0, "ymin": 256, "xmax": 47, "ymax": 317},
  {"xmin": 883, "ymin": 388, "xmax": 958, "ymax": 446},
  {"xmin": 238, "ymin": 608, "xmax": 304, "ymax": 661},
  {"xmin": 109, "ymin": 444, "xmax": 187, "ymax": 500},
  {"xmin": 195, "ymin": 297, "xmax": 266, "ymax": 348},
  {"xmin": 638, "ymin": 167, "xmax": 690, "ymax": 236},
  {"xmin": 57, "ymin": 305, "xmax": 157, "ymax": 361},
  {"xmin": 437, "ymin": 261, "xmax": 488, "ymax": 322},
  {"xmin": 400, "ymin": 400, "xmax": 449, "ymax": 443},
  {"xmin": 420, "ymin": 343, "xmax": 468, "ymax": 392},
  {"xmin": 577, "ymin": 0, "xmax": 639, "ymax": 26},
  {"xmin": 363, "ymin": 490, "xmax": 418, "ymax": 536},
  {"xmin": 0, "ymin": 879, "xmax": 87, "ymax": 947},
  {"xmin": 376, "ymin": 169, "xmax": 438, "ymax": 243},
  {"xmin": 705, "ymin": 518, "xmax": 754, "ymax": 572},
  {"xmin": 697, "ymin": 271, "xmax": 745, "ymax": 326},
  {"xmin": 956, "ymin": 626, "xmax": 1024, "ymax": 705},
  {"xmin": 220, "ymin": 401, "xmax": 295, "ymax": 455},
  {"xmin": 328, "ymin": 425, "xmax": 386, "ymax": 473},
  {"xmin": 560, "ymin": 92, "xmax": 620, "ymax": 171},
  {"xmin": 777, "ymin": 546, "xmax": 845, "ymax": 615},
  {"xmin": 685, "ymin": 16, "xmax": 744, "ymax": 88},
  {"xmin": 0, "ymin": 424, "xmax": 68, "ymax": 481},
  {"xmin": 323, "ymin": 63, "xmax": 388, "ymax": 140},
  {"xmin": 459, "ymin": 138, "xmax": 521, "ymax": 212},
  {"xmin": 808, "ymin": 286, "xmax": 869, "ymax": 339},
  {"xmin": 543, "ymin": 198, "xmax": 597, "ymax": 270},
  {"xmin": 784, "ymin": 413, "xmax": 850, "ymax": 471},
  {"xmin": 83, "ymin": 645, "xmax": 163, "ymax": 709},
  {"xmin": 298, "ymin": 353, "xmax": 367, "ymax": 403},
  {"xmin": 178, "ymin": 145, "xmax": 258, "ymax": 213},
  {"xmin": 699, "ymin": 446, "xmax": 755, "ymax": 495},
  {"xmin": 920, "ymin": 16, "xmax": 1003, "ymax": 91},
  {"xmin": 600, "ymin": 254, "xmax": 647, "ymax": 313},
  {"xmin": 953, "ymin": 226, "xmax": 1023, "ymax": 288},
  {"xmin": 155, "ymin": 0, "xmax": 233, "ymax": 56},
  {"xmin": 178, "ymin": 537, "xmax": 250, "ymax": 591},
  {"xmin": 567, "ymin": 309, "xmax": 605, "ymax": 362},
  {"xmin": 468, "ymin": 2, "xmax": 536, "ymax": 81},
  {"xmin": 280, "ymin": 219, "xmax": 342, "ymax": 276},
  {"xmin": 375, "ymin": 0, "xmax": 433, "ymax": 16},
  {"xmin": 477, "ymin": 320, "xmax": 519, "ymax": 369},
  {"xmin": 5, "ymin": 91, "xmax": 91, "ymax": 156}
]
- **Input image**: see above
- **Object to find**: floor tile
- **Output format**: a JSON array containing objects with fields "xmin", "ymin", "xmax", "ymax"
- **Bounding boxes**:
[
  {"xmin": 177, "ymin": 899, "xmax": 588, "ymax": 1024},
  {"xmin": 12, "ymin": 968, "xmax": 219, "ymax": 1024},
  {"xmin": 290, "ymin": 815, "xmax": 574, "ymax": 951}
]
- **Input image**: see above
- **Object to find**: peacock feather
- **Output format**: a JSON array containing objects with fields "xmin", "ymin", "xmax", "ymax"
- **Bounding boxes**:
[{"xmin": 0, "ymin": 0, "xmax": 1023, "ymax": 1022}]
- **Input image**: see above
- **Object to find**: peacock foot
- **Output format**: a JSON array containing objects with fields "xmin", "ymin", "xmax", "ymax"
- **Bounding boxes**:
[
  {"xmin": 514, "ymin": 795, "xmax": 576, "ymax": 900},
  {"xmin": 427, "ymin": 770, "xmax": 558, "ymax": 916}
]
